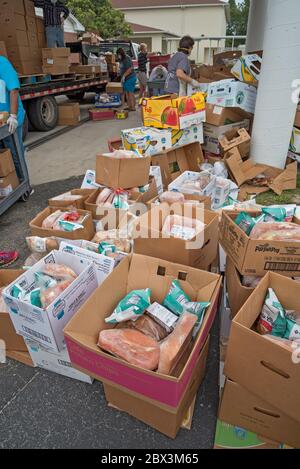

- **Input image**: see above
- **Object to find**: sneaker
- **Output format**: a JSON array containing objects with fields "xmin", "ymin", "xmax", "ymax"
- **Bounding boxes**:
[{"xmin": 0, "ymin": 251, "xmax": 19, "ymax": 268}]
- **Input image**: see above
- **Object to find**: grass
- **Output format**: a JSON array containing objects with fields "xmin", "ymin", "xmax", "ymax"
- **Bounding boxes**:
[{"xmin": 256, "ymin": 173, "xmax": 300, "ymax": 206}]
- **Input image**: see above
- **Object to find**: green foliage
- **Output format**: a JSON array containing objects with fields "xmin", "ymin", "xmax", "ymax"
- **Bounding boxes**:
[
  {"xmin": 226, "ymin": 0, "xmax": 250, "ymax": 46},
  {"xmin": 66, "ymin": 0, "xmax": 132, "ymax": 39}
]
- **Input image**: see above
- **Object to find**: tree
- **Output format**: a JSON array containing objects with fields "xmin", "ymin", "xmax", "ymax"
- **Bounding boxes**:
[
  {"xmin": 66, "ymin": 0, "xmax": 132, "ymax": 39},
  {"xmin": 226, "ymin": 0, "xmax": 250, "ymax": 46}
]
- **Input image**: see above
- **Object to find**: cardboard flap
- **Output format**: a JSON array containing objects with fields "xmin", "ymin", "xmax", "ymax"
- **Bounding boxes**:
[
  {"xmin": 266, "ymin": 162, "xmax": 297, "ymax": 196},
  {"xmin": 225, "ymin": 147, "xmax": 268, "ymax": 186}
]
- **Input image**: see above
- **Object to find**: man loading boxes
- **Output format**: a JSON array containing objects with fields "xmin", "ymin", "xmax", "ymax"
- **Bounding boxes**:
[{"xmin": 34, "ymin": 0, "xmax": 69, "ymax": 48}]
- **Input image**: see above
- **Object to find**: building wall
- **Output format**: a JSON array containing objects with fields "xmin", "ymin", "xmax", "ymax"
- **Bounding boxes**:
[{"xmin": 123, "ymin": 6, "xmax": 227, "ymax": 62}]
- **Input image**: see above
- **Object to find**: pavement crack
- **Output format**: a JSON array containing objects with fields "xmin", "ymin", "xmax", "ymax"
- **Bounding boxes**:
[{"xmin": 0, "ymin": 371, "xmax": 40, "ymax": 415}]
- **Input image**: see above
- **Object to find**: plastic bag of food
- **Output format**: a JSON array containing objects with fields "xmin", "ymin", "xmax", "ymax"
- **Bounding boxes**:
[
  {"xmin": 159, "ymin": 191, "xmax": 185, "ymax": 205},
  {"xmin": 98, "ymin": 328, "xmax": 160, "ymax": 370},
  {"xmin": 158, "ymin": 312, "xmax": 197, "ymax": 375},
  {"xmin": 42, "ymin": 264, "xmax": 77, "ymax": 281},
  {"xmin": 105, "ymin": 288, "xmax": 151, "ymax": 324},
  {"xmin": 41, "ymin": 280, "xmax": 72, "ymax": 308},
  {"xmin": 257, "ymin": 288, "xmax": 287, "ymax": 337},
  {"xmin": 131, "ymin": 314, "xmax": 169, "ymax": 341},
  {"xmin": 162, "ymin": 215, "xmax": 205, "ymax": 241},
  {"xmin": 24, "ymin": 253, "xmax": 45, "ymax": 268},
  {"xmin": 42, "ymin": 210, "xmax": 63, "ymax": 229},
  {"xmin": 250, "ymin": 222, "xmax": 300, "ymax": 242},
  {"xmin": 242, "ymin": 276, "xmax": 262, "ymax": 288},
  {"xmin": 284, "ymin": 316, "xmax": 300, "ymax": 342},
  {"xmin": 163, "ymin": 280, "xmax": 209, "ymax": 324},
  {"xmin": 26, "ymin": 236, "xmax": 59, "ymax": 254},
  {"xmin": 93, "ymin": 230, "xmax": 132, "ymax": 253},
  {"xmin": 58, "ymin": 220, "xmax": 84, "ymax": 232},
  {"xmin": 235, "ymin": 212, "xmax": 263, "ymax": 236},
  {"xmin": 147, "ymin": 302, "xmax": 178, "ymax": 334},
  {"xmin": 262, "ymin": 205, "xmax": 296, "ymax": 223},
  {"xmin": 11, "ymin": 283, "xmax": 42, "ymax": 307}
]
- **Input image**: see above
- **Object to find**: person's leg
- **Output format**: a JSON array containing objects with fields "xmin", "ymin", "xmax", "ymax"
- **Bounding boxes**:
[
  {"xmin": 45, "ymin": 26, "xmax": 57, "ymax": 48},
  {"xmin": 1, "ymin": 125, "xmax": 24, "ymax": 181},
  {"xmin": 56, "ymin": 26, "xmax": 65, "ymax": 48}
]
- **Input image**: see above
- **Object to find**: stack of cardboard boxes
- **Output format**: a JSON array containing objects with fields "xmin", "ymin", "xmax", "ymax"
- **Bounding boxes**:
[
  {"xmin": 0, "ymin": 0, "xmax": 46, "ymax": 75},
  {"xmin": 42, "ymin": 47, "xmax": 70, "ymax": 75},
  {"xmin": 0, "ymin": 149, "xmax": 19, "ymax": 198}
]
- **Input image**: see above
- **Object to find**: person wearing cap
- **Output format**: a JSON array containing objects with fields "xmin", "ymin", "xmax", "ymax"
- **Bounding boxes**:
[{"xmin": 165, "ymin": 35, "xmax": 202, "ymax": 96}]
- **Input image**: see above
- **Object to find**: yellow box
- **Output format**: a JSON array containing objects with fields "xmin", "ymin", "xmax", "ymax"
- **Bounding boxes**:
[{"xmin": 141, "ymin": 93, "xmax": 206, "ymax": 130}]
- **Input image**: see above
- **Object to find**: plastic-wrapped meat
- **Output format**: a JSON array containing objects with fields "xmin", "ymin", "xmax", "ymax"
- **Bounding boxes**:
[
  {"xmin": 42, "ymin": 264, "xmax": 77, "ymax": 281},
  {"xmin": 40, "ymin": 280, "xmax": 72, "ymax": 308},
  {"xmin": 42, "ymin": 210, "xmax": 63, "ymax": 229},
  {"xmin": 158, "ymin": 312, "xmax": 197, "ymax": 375},
  {"xmin": 242, "ymin": 276, "xmax": 262, "ymax": 288},
  {"xmin": 162, "ymin": 214, "xmax": 205, "ymax": 241},
  {"xmin": 93, "ymin": 230, "xmax": 132, "ymax": 253},
  {"xmin": 159, "ymin": 191, "xmax": 185, "ymax": 205},
  {"xmin": 250, "ymin": 222, "xmax": 300, "ymax": 242},
  {"xmin": 118, "ymin": 314, "xmax": 168, "ymax": 341},
  {"xmin": 96, "ymin": 188, "xmax": 113, "ymax": 206},
  {"xmin": 97, "ymin": 328, "xmax": 160, "ymax": 370}
]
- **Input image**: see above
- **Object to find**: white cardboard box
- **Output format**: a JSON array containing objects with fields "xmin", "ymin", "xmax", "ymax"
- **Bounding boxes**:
[
  {"xmin": 290, "ymin": 127, "xmax": 300, "ymax": 154},
  {"xmin": 122, "ymin": 127, "xmax": 172, "ymax": 156},
  {"xmin": 203, "ymin": 119, "xmax": 250, "ymax": 155},
  {"xmin": 25, "ymin": 338, "xmax": 93, "ymax": 383},
  {"xmin": 207, "ymin": 79, "xmax": 257, "ymax": 114},
  {"xmin": 150, "ymin": 166, "xmax": 163, "ymax": 195},
  {"xmin": 168, "ymin": 171, "xmax": 216, "ymax": 197},
  {"xmin": 3, "ymin": 251, "xmax": 98, "ymax": 353},
  {"xmin": 81, "ymin": 170, "xmax": 102, "ymax": 190},
  {"xmin": 172, "ymin": 123, "xmax": 204, "ymax": 149}
]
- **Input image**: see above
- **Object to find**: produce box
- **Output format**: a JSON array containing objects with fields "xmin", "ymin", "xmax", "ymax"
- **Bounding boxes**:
[{"xmin": 122, "ymin": 127, "xmax": 172, "ymax": 157}]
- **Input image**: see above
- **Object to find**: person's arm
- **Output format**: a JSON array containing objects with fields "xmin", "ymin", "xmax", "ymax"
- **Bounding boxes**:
[
  {"xmin": 123, "ymin": 67, "xmax": 133, "ymax": 78},
  {"xmin": 176, "ymin": 68, "xmax": 193, "ymax": 84},
  {"xmin": 10, "ymin": 90, "xmax": 19, "ymax": 116},
  {"xmin": 34, "ymin": 0, "xmax": 45, "ymax": 7},
  {"xmin": 62, "ymin": 4, "xmax": 70, "ymax": 19}
]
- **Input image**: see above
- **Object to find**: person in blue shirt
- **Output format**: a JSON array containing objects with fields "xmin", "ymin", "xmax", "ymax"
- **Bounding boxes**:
[
  {"xmin": 0, "ymin": 56, "xmax": 26, "ymax": 180},
  {"xmin": 117, "ymin": 48, "xmax": 137, "ymax": 112}
]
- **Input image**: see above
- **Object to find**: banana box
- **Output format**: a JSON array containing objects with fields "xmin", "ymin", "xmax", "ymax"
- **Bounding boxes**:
[
  {"xmin": 290, "ymin": 127, "xmax": 300, "ymax": 154},
  {"xmin": 172, "ymin": 123, "xmax": 204, "ymax": 148},
  {"xmin": 141, "ymin": 93, "xmax": 206, "ymax": 130},
  {"xmin": 231, "ymin": 54, "xmax": 261, "ymax": 84},
  {"xmin": 121, "ymin": 126, "xmax": 172, "ymax": 156}
]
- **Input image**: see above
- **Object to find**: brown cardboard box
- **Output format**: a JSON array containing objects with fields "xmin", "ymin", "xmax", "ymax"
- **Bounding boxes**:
[
  {"xmin": 106, "ymin": 82, "xmax": 123, "ymax": 94},
  {"xmin": 27, "ymin": 30, "xmax": 38, "ymax": 45},
  {"xmin": 42, "ymin": 57, "xmax": 70, "ymax": 67},
  {"xmin": 6, "ymin": 349, "xmax": 35, "ymax": 367},
  {"xmin": 220, "ymin": 128, "xmax": 251, "ymax": 159},
  {"xmin": 133, "ymin": 205, "xmax": 219, "ymax": 270},
  {"xmin": 148, "ymin": 193, "xmax": 211, "ymax": 211},
  {"xmin": 0, "ymin": 11, "xmax": 26, "ymax": 31},
  {"xmin": 219, "ymin": 379, "xmax": 300, "ymax": 448},
  {"xmin": 29, "ymin": 207, "xmax": 95, "ymax": 240},
  {"xmin": 42, "ymin": 47, "xmax": 70, "ymax": 59},
  {"xmin": 6, "ymin": 46, "xmax": 32, "ymax": 62},
  {"xmin": 70, "ymin": 65, "xmax": 101, "ymax": 74},
  {"xmin": 96, "ymin": 153, "xmax": 151, "ymax": 190},
  {"xmin": 24, "ymin": 0, "xmax": 36, "ymax": 17},
  {"xmin": 205, "ymin": 103, "xmax": 252, "ymax": 127},
  {"xmin": 0, "ymin": 41, "xmax": 7, "ymax": 57},
  {"xmin": 0, "ymin": 149, "xmax": 15, "ymax": 177},
  {"xmin": 0, "ymin": 270, "xmax": 28, "ymax": 352},
  {"xmin": 225, "ymin": 258, "xmax": 256, "ymax": 318},
  {"xmin": 103, "ymin": 336, "xmax": 210, "ymax": 438},
  {"xmin": 213, "ymin": 50, "xmax": 242, "ymax": 67},
  {"xmin": 225, "ymin": 272, "xmax": 300, "ymax": 423},
  {"xmin": 0, "ymin": 0, "xmax": 25, "ymax": 15},
  {"xmin": 25, "ymin": 15, "xmax": 38, "ymax": 33},
  {"xmin": 14, "ymin": 60, "xmax": 42, "ymax": 75},
  {"xmin": 69, "ymin": 53, "xmax": 81, "ymax": 65},
  {"xmin": 0, "ymin": 27, "xmax": 29, "ymax": 47},
  {"xmin": 58, "ymin": 103, "xmax": 80, "ymax": 126},
  {"xmin": 219, "ymin": 210, "xmax": 300, "ymax": 277},
  {"xmin": 30, "ymin": 47, "xmax": 42, "ymax": 61},
  {"xmin": 64, "ymin": 254, "xmax": 222, "ymax": 407},
  {"xmin": 105, "ymin": 55, "xmax": 116, "ymax": 64},
  {"xmin": 225, "ymin": 147, "xmax": 297, "ymax": 195},
  {"xmin": 36, "ymin": 17, "xmax": 45, "ymax": 34},
  {"xmin": 0, "ymin": 171, "xmax": 19, "ymax": 194},
  {"xmin": 48, "ymin": 189, "xmax": 96, "ymax": 210},
  {"xmin": 151, "ymin": 142, "xmax": 204, "ymax": 188},
  {"xmin": 42, "ymin": 65, "xmax": 70, "ymax": 75},
  {"xmin": 37, "ymin": 32, "xmax": 46, "ymax": 49}
]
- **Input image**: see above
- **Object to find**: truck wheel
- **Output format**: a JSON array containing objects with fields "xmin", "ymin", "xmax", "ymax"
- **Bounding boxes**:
[
  {"xmin": 66, "ymin": 90, "xmax": 85, "ymax": 101},
  {"xmin": 28, "ymin": 96, "xmax": 58, "ymax": 131}
]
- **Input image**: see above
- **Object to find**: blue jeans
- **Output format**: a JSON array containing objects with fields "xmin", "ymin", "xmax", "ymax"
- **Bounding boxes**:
[
  {"xmin": 0, "ymin": 125, "xmax": 25, "ymax": 181},
  {"xmin": 46, "ymin": 26, "xmax": 65, "ymax": 48}
]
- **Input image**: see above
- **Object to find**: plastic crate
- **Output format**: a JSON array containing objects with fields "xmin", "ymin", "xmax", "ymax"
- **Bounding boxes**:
[
  {"xmin": 95, "ymin": 93, "xmax": 122, "ymax": 108},
  {"xmin": 89, "ymin": 108, "xmax": 115, "ymax": 121}
]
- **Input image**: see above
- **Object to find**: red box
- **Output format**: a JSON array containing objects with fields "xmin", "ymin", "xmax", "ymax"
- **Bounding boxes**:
[{"xmin": 89, "ymin": 108, "xmax": 115, "ymax": 121}]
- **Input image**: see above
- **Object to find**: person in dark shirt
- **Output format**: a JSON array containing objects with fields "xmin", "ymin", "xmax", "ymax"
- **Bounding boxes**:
[
  {"xmin": 137, "ymin": 43, "xmax": 148, "ymax": 98},
  {"xmin": 117, "ymin": 48, "xmax": 137, "ymax": 112},
  {"xmin": 34, "ymin": 0, "xmax": 69, "ymax": 48}
]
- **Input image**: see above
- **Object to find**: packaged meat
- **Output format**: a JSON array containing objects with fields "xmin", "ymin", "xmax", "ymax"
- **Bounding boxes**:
[
  {"xmin": 262, "ymin": 205, "xmax": 296, "ymax": 222},
  {"xmin": 146, "ymin": 302, "xmax": 178, "ymax": 334},
  {"xmin": 242, "ymin": 276, "xmax": 262, "ymax": 288},
  {"xmin": 158, "ymin": 312, "xmax": 197, "ymax": 375},
  {"xmin": 235, "ymin": 212, "xmax": 262, "ymax": 236},
  {"xmin": 257, "ymin": 288, "xmax": 287, "ymax": 337},
  {"xmin": 250, "ymin": 222, "xmax": 300, "ymax": 242},
  {"xmin": 132, "ymin": 314, "xmax": 168, "ymax": 341},
  {"xmin": 97, "ymin": 328, "xmax": 160, "ymax": 371},
  {"xmin": 26, "ymin": 236, "xmax": 59, "ymax": 254},
  {"xmin": 105, "ymin": 288, "xmax": 151, "ymax": 324},
  {"xmin": 92, "ymin": 230, "xmax": 132, "ymax": 253},
  {"xmin": 42, "ymin": 264, "xmax": 77, "ymax": 281},
  {"xmin": 35, "ymin": 271, "xmax": 57, "ymax": 289},
  {"xmin": 57, "ymin": 220, "xmax": 84, "ymax": 232},
  {"xmin": 96, "ymin": 188, "xmax": 113, "ymax": 205},
  {"xmin": 41, "ymin": 280, "xmax": 72, "ymax": 308},
  {"xmin": 179, "ymin": 172, "xmax": 212, "ymax": 193},
  {"xmin": 162, "ymin": 215, "xmax": 205, "ymax": 241},
  {"xmin": 159, "ymin": 191, "xmax": 185, "ymax": 205},
  {"xmin": 11, "ymin": 283, "xmax": 42, "ymax": 307},
  {"xmin": 42, "ymin": 210, "xmax": 63, "ymax": 229}
]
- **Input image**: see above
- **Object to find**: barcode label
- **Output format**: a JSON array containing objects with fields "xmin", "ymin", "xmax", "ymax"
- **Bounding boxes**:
[
  {"xmin": 265, "ymin": 262, "xmax": 300, "ymax": 272},
  {"xmin": 22, "ymin": 326, "xmax": 52, "ymax": 344},
  {"xmin": 58, "ymin": 359, "xmax": 71, "ymax": 367}
]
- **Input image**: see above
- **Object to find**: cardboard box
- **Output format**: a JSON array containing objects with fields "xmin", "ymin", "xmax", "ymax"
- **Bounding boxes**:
[
  {"xmin": 150, "ymin": 165, "xmax": 163, "ymax": 195},
  {"xmin": 69, "ymin": 53, "xmax": 81, "ymax": 65},
  {"xmin": 29, "ymin": 47, "xmax": 42, "ymax": 61},
  {"xmin": 103, "ymin": 336, "xmax": 210, "ymax": 438},
  {"xmin": 168, "ymin": 170, "xmax": 216, "ymax": 197},
  {"xmin": 48, "ymin": 188, "xmax": 95, "ymax": 210},
  {"xmin": 219, "ymin": 128, "xmax": 251, "ymax": 159},
  {"xmin": 0, "ymin": 11, "xmax": 26, "ymax": 31},
  {"xmin": 219, "ymin": 379, "xmax": 300, "ymax": 448},
  {"xmin": 0, "ymin": 171, "xmax": 19, "ymax": 197},
  {"xmin": 0, "ymin": 40, "xmax": 7, "ymax": 57},
  {"xmin": 36, "ymin": 17, "xmax": 45, "ymax": 34},
  {"xmin": 106, "ymin": 82, "xmax": 123, "ymax": 94},
  {"xmin": 27, "ymin": 30, "xmax": 38, "ymax": 45},
  {"xmin": 37, "ymin": 32, "xmax": 46, "ymax": 49},
  {"xmin": 89, "ymin": 108, "xmax": 115, "ymax": 121},
  {"xmin": 133, "ymin": 205, "xmax": 219, "ymax": 270},
  {"xmin": 0, "ymin": 27, "xmax": 29, "ymax": 47},
  {"xmin": 24, "ymin": 0, "xmax": 36, "ymax": 17},
  {"xmin": 14, "ymin": 60, "xmax": 42, "ymax": 76},
  {"xmin": 3, "ymin": 250, "xmax": 98, "ymax": 353},
  {"xmin": 42, "ymin": 48, "xmax": 71, "ymax": 59},
  {"xmin": 6, "ymin": 349, "xmax": 34, "ymax": 367},
  {"xmin": 231, "ymin": 54, "xmax": 262, "ymax": 85},
  {"xmin": 0, "ymin": 149, "xmax": 15, "ymax": 177},
  {"xmin": 0, "ymin": 269, "xmax": 28, "ymax": 352},
  {"xmin": 25, "ymin": 339, "xmax": 93, "ymax": 383},
  {"xmin": 0, "ymin": 0, "xmax": 25, "ymax": 15},
  {"xmin": 207, "ymin": 80, "xmax": 257, "ymax": 114},
  {"xmin": 121, "ymin": 127, "xmax": 172, "ymax": 157},
  {"xmin": 205, "ymin": 103, "xmax": 252, "ymax": 127},
  {"xmin": 141, "ymin": 93, "xmax": 206, "ymax": 130},
  {"xmin": 203, "ymin": 119, "xmax": 250, "ymax": 155},
  {"xmin": 70, "ymin": 65, "xmax": 101, "ymax": 74},
  {"xmin": 226, "ymin": 147, "xmax": 297, "ymax": 195},
  {"xmin": 151, "ymin": 142, "xmax": 204, "ymax": 188},
  {"xmin": 96, "ymin": 153, "xmax": 151, "ymax": 190},
  {"xmin": 64, "ymin": 254, "xmax": 221, "ymax": 407},
  {"xmin": 42, "ymin": 65, "xmax": 70, "ymax": 75},
  {"xmin": 220, "ymin": 210, "xmax": 300, "ymax": 277},
  {"xmin": 213, "ymin": 50, "xmax": 242, "ymax": 68},
  {"xmin": 29, "ymin": 207, "xmax": 95, "ymax": 241},
  {"xmin": 171, "ymin": 123, "xmax": 204, "ymax": 149},
  {"xmin": 25, "ymin": 15, "xmax": 38, "ymax": 33},
  {"xmin": 214, "ymin": 419, "xmax": 290, "ymax": 450},
  {"xmin": 58, "ymin": 103, "xmax": 80, "ymax": 126},
  {"xmin": 226, "ymin": 258, "xmax": 255, "ymax": 318},
  {"xmin": 6, "ymin": 45, "xmax": 32, "ymax": 62},
  {"xmin": 290, "ymin": 126, "xmax": 300, "ymax": 154},
  {"xmin": 225, "ymin": 272, "xmax": 300, "ymax": 422}
]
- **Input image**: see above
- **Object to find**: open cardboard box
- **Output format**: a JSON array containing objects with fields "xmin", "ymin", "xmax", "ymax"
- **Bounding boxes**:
[
  {"xmin": 220, "ymin": 210, "xmax": 300, "ymax": 277},
  {"xmin": 225, "ymin": 258, "xmax": 256, "ymax": 318},
  {"xmin": 103, "ymin": 336, "xmax": 210, "ymax": 439},
  {"xmin": 213, "ymin": 50, "xmax": 242, "ymax": 68},
  {"xmin": 133, "ymin": 204, "xmax": 219, "ymax": 270},
  {"xmin": 205, "ymin": 103, "xmax": 252, "ymax": 127},
  {"xmin": 225, "ymin": 272, "xmax": 300, "ymax": 423},
  {"xmin": 96, "ymin": 153, "xmax": 151, "ymax": 189},
  {"xmin": 48, "ymin": 189, "xmax": 96, "ymax": 210},
  {"xmin": 64, "ymin": 254, "xmax": 221, "ymax": 407},
  {"xmin": 225, "ymin": 147, "xmax": 297, "ymax": 195},
  {"xmin": 29, "ymin": 207, "xmax": 95, "ymax": 241},
  {"xmin": 147, "ymin": 193, "xmax": 211, "ymax": 211},
  {"xmin": 0, "ymin": 270, "xmax": 28, "ymax": 352},
  {"xmin": 219, "ymin": 128, "xmax": 250, "ymax": 159},
  {"xmin": 219, "ymin": 378, "xmax": 300, "ymax": 448},
  {"xmin": 203, "ymin": 119, "xmax": 250, "ymax": 156},
  {"xmin": 151, "ymin": 142, "xmax": 204, "ymax": 189}
]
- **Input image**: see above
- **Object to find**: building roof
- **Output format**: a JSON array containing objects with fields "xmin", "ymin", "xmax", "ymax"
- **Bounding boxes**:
[
  {"xmin": 112, "ymin": 0, "xmax": 226, "ymax": 8},
  {"xmin": 129, "ymin": 22, "xmax": 164, "ymax": 33}
]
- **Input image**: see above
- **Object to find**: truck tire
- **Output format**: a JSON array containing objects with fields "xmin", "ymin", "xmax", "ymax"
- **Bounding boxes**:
[{"xmin": 28, "ymin": 96, "xmax": 58, "ymax": 131}]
